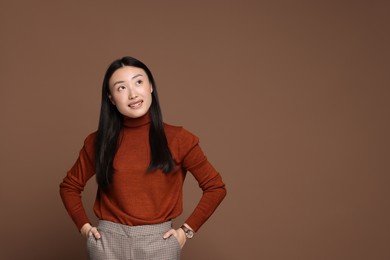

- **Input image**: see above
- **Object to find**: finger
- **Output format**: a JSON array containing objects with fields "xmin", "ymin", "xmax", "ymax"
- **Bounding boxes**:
[
  {"xmin": 86, "ymin": 227, "xmax": 94, "ymax": 238},
  {"xmin": 89, "ymin": 227, "xmax": 101, "ymax": 239},
  {"xmin": 93, "ymin": 231, "xmax": 101, "ymax": 239},
  {"xmin": 163, "ymin": 229, "xmax": 175, "ymax": 239}
]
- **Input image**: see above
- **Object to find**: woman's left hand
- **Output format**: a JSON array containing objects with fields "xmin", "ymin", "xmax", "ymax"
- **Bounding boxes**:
[{"xmin": 163, "ymin": 228, "xmax": 187, "ymax": 248}]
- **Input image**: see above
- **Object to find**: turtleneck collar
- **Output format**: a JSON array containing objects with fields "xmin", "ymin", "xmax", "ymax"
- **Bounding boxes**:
[{"xmin": 123, "ymin": 112, "xmax": 151, "ymax": 128}]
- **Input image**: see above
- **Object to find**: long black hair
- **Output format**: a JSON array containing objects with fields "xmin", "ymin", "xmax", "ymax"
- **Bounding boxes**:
[{"xmin": 95, "ymin": 56, "xmax": 175, "ymax": 189}]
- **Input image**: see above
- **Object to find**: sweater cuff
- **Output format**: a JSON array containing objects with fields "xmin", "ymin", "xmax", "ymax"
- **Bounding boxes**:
[
  {"xmin": 71, "ymin": 210, "xmax": 91, "ymax": 231},
  {"xmin": 184, "ymin": 212, "xmax": 204, "ymax": 233}
]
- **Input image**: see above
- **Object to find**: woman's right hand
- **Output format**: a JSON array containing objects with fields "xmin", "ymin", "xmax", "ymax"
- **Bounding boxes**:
[{"xmin": 80, "ymin": 223, "xmax": 101, "ymax": 239}]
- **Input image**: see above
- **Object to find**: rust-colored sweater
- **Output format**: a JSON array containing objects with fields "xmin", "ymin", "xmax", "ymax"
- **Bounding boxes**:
[{"xmin": 59, "ymin": 114, "xmax": 226, "ymax": 232}]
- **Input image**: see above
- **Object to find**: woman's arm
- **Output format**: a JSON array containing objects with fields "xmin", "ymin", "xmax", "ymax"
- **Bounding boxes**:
[
  {"xmin": 59, "ymin": 133, "xmax": 96, "ymax": 231},
  {"xmin": 178, "ymin": 128, "xmax": 227, "ymax": 232}
]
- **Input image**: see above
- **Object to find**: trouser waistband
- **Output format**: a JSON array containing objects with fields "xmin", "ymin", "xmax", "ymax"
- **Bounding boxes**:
[{"xmin": 97, "ymin": 220, "xmax": 172, "ymax": 237}]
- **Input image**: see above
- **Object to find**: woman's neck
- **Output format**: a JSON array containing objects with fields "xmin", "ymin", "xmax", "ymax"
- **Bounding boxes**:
[{"xmin": 122, "ymin": 113, "xmax": 150, "ymax": 128}]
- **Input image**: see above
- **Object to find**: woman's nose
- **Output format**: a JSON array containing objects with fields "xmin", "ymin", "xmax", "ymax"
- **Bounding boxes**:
[{"xmin": 128, "ymin": 88, "xmax": 138, "ymax": 99}]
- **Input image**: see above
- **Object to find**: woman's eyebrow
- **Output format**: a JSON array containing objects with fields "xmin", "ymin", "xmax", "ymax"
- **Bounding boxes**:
[
  {"xmin": 113, "ymin": 80, "xmax": 125, "ymax": 87},
  {"xmin": 131, "ymin": 74, "xmax": 143, "ymax": 80}
]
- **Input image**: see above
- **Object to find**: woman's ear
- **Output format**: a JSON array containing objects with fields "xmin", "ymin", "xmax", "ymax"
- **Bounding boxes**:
[
  {"xmin": 108, "ymin": 94, "xmax": 116, "ymax": 105},
  {"xmin": 150, "ymin": 85, "xmax": 153, "ymax": 93}
]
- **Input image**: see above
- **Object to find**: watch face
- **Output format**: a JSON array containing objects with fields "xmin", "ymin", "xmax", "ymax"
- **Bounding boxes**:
[{"xmin": 186, "ymin": 230, "xmax": 194, "ymax": 239}]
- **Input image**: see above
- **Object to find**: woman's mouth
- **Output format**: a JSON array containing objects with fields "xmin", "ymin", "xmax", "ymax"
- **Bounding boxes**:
[{"xmin": 128, "ymin": 100, "xmax": 143, "ymax": 109}]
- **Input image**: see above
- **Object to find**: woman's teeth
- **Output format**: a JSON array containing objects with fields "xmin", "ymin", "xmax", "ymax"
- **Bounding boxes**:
[{"xmin": 129, "ymin": 100, "xmax": 143, "ymax": 108}]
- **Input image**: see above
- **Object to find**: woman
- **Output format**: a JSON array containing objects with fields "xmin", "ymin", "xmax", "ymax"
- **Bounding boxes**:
[{"xmin": 59, "ymin": 56, "xmax": 226, "ymax": 260}]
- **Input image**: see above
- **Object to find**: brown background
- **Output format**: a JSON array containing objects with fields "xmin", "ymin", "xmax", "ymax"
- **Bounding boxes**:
[{"xmin": 1, "ymin": 1, "xmax": 389, "ymax": 259}]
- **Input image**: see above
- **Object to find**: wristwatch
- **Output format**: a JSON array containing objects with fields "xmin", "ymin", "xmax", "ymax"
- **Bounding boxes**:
[{"xmin": 180, "ymin": 225, "xmax": 194, "ymax": 239}]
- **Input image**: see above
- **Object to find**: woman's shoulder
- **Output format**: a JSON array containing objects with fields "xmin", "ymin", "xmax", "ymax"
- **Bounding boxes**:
[
  {"xmin": 85, "ymin": 131, "xmax": 97, "ymax": 141},
  {"xmin": 82, "ymin": 131, "xmax": 98, "ymax": 148},
  {"xmin": 163, "ymin": 123, "xmax": 199, "ymax": 145},
  {"xmin": 163, "ymin": 122, "xmax": 182, "ymax": 133}
]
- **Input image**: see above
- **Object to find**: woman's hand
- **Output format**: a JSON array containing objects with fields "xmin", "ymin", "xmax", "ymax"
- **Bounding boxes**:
[
  {"xmin": 163, "ymin": 228, "xmax": 187, "ymax": 248},
  {"xmin": 80, "ymin": 223, "xmax": 101, "ymax": 240}
]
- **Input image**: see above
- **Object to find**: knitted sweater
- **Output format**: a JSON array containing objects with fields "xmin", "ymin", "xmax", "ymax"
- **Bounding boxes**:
[{"xmin": 59, "ymin": 113, "xmax": 226, "ymax": 232}]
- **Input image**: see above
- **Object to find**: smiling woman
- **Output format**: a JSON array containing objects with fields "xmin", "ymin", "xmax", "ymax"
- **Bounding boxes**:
[
  {"xmin": 108, "ymin": 67, "xmax": 153, "ymax": 119},
  {"xmin": 59, "ymin": 56, "xmax": 227, "ymax": 260}
]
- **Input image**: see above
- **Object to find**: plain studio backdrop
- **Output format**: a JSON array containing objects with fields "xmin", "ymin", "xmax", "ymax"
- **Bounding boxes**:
[{"xmin": 0, "ymin": 1, "xmax": 389, "ymax": 259}]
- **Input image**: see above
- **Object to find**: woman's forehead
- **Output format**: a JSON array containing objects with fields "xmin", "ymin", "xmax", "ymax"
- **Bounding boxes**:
[{"xmin": 110, "ymin": 66, "xmax": 147, "ymax": 83}]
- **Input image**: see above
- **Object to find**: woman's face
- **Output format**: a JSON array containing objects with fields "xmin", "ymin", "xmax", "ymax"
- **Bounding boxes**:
[{"xmin": 108, "ymin": 66, "xmax": 153, "ymax": 118}]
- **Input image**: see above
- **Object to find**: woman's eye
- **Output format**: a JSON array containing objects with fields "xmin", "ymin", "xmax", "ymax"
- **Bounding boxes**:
[
  {"xmin": 118, "ymin": 86, "xmax": 126, "ymax": 91},
  {"xmin": 136, "ymin": 80, "xmax": 143, "ymax": 86}
]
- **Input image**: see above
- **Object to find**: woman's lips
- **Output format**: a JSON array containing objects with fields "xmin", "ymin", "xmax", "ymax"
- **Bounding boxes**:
[{"xmin": 128, "ymin": 100, "xmax": 143, "ymax": 109}]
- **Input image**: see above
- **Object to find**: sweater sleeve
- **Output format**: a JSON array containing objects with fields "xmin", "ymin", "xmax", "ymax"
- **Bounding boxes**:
[
  {"xmin": 178, "ymin": 128, "xmax": 227, "ymax": 232},
  {"xmin": 59, "ymin": 133, "xmax": 96, "ymax": 231}
]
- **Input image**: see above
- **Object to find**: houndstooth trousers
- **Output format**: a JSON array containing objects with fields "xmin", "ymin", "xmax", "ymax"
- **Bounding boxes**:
[{"xmin": 87, "ymin": 220, "xmax": 181, "ymax": 260}]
